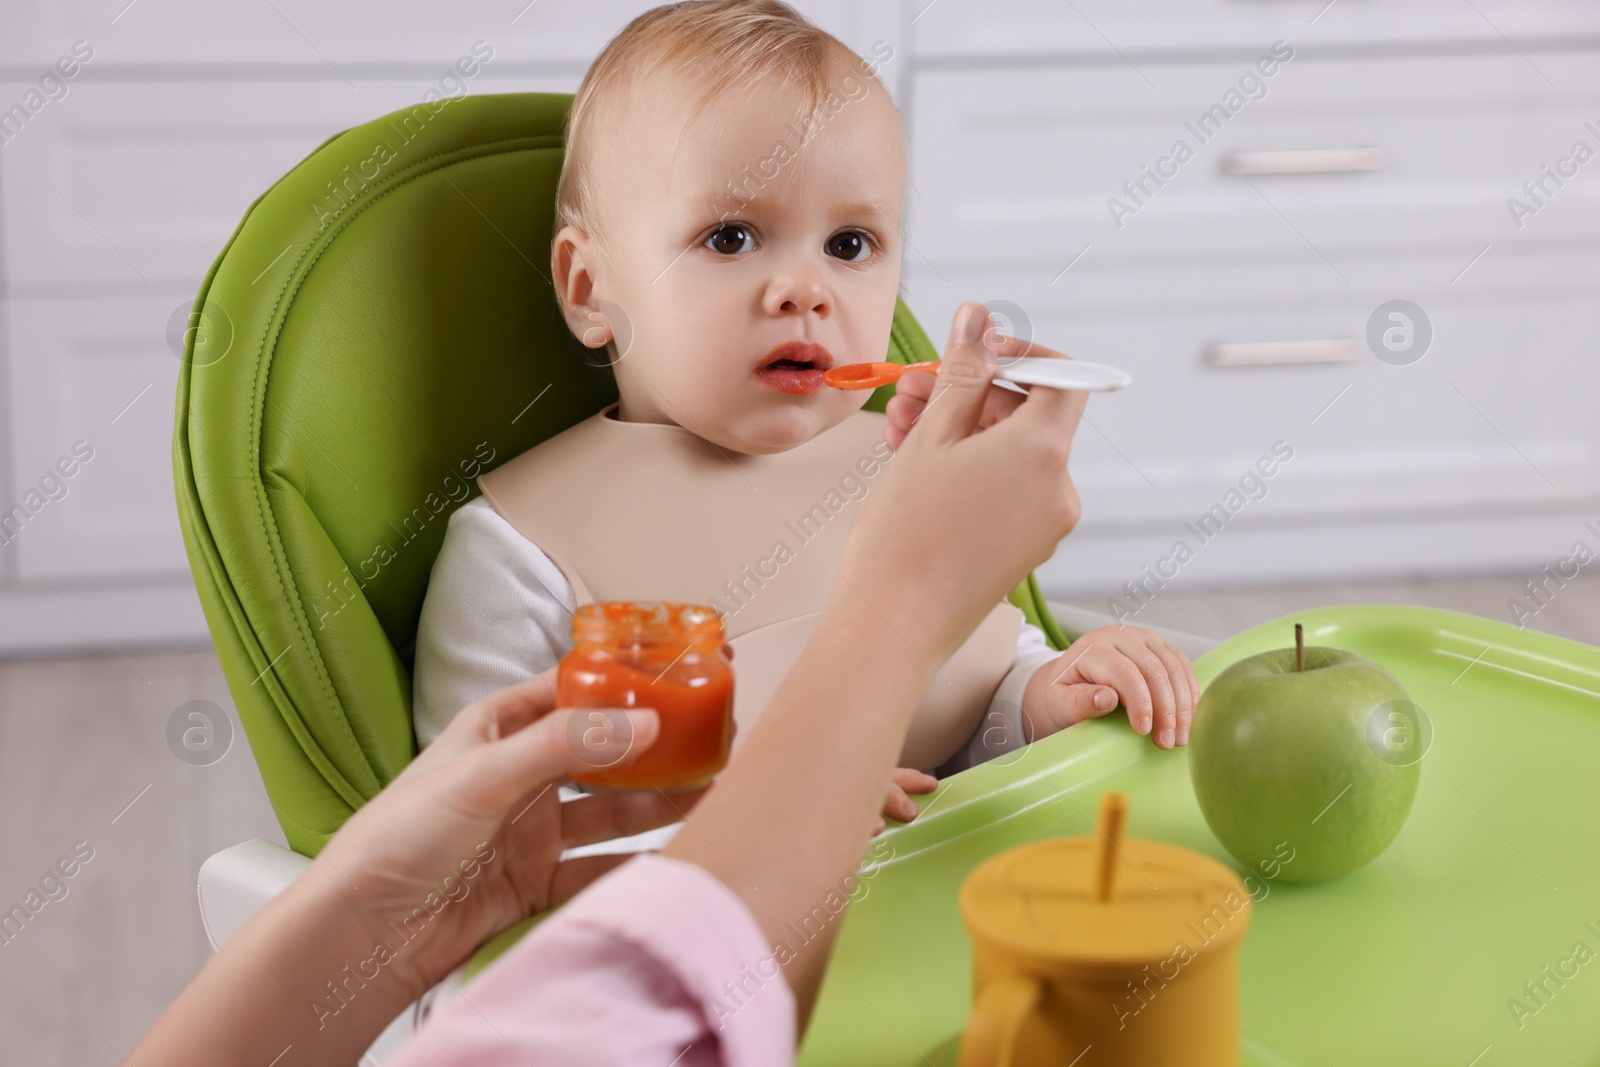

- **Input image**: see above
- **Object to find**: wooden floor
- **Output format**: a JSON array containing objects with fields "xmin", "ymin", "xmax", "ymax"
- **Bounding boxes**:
[
  {"xmin": 1, "ymin": 570, "xmax": 1596, "ymax": 1062},
  {"xmin": 0, "ymin": 645, "xmax": 284, "ymax": 1065}
]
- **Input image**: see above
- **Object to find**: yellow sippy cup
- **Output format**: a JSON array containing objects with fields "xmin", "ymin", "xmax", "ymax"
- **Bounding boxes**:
[{"xmin": 959, "ymin": 792, "xmax": 1252, "ymax": 1067}]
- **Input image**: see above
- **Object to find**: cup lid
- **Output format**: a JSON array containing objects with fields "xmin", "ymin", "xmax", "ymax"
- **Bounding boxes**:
[{"xmin": 960, "ymin": 836, "xmax": 1251, "ymax": 972}]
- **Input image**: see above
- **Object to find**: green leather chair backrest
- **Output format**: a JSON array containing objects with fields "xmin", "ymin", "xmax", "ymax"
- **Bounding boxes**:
[{"xmin": 173, "ymin": 92, "xmax": 1068, "ymax": 857}]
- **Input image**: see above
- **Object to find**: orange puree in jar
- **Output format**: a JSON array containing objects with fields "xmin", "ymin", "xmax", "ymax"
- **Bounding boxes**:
[{"xmin": 559, "ymin": 602, "xmax": 734, "ymax": 791}]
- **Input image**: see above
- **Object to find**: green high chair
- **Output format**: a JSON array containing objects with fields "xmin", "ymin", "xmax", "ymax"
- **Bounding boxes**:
[{"xmin": 175, "ymin": 91, "xmax": 1217, "ymax": 1059}]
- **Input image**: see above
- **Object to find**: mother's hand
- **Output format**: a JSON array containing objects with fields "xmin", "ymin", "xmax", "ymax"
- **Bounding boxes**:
[
  {"xmin": 883, "ymin": 313, "xmax": 1080, "ymax": 451},
  {"xmin": 317, "ymin": 670, "xmax": 698, "ymax": 1002},
  {"xmin": 847, "ymin": 301, "xmax": 1087, "ymax": 664}
]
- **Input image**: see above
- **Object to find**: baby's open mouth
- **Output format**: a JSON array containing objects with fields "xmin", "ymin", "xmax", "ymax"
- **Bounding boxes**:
[{"xmin": 755, "ymin": 342, "xmax": 835, "ymax": 396}]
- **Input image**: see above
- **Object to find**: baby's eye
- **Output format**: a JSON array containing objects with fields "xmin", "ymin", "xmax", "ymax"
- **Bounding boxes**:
[
  {"xmin": 704, "ymin": 223, "xmax": 755, "ymax": 256},
  {"xmin": 826, "ymin": 230, "xmax": 874, "ymax": 263}
]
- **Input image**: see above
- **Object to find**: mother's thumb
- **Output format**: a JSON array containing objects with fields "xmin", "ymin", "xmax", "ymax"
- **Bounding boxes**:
[{"xmin": 921, "ymin": 302, "xmax": 997, "ymax": 444}]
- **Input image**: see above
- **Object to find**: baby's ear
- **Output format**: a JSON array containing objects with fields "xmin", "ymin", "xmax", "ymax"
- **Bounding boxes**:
[
  {"xmin": 550, "ymin": 226, "xmax": 630, "ymax": 374},
  {"xmin": 549, "ymin": 225, "xmax": 594, "ymax": 323}
]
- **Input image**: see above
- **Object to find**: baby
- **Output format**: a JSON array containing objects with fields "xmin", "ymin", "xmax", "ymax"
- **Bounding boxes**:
[{"xmin": 411, "ymin": 0, "xmax": 1198, "ymax": 821}]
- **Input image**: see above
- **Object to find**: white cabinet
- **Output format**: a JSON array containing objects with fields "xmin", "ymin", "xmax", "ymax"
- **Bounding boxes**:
[
  {"xmin": 1, "ymin": 1, "xmax": 663, "ymax": 66},
  {"xmin": 2, "ymin": 80, "xmax": 431, "ymax": 286},
  {"xmin": 3, "ymin": 296, "xmax": 185, "ymax": 581},
  {"xmin": 908, "ymin": 0, "xmax": 1600, "ymax": 56},
  {"xmin": 900, "ymin": 12, "xmax": 1600, "ymax": 595},
  {"xmin": 904, "ymin": 253, "xmax": 1600, "ymax": 528},
  {"xmin": 0, "ymin": 0, "xmax": 895, "ymax": 67},
  {"xmin": 906, "ymin": 52, "xmax": 1600, "ymax": 266},
  {"xmin": 0, "ymin": 73, "xmax": 593, "ymax": 288}
]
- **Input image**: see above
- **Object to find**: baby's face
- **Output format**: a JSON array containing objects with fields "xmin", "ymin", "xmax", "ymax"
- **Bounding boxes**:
[{"xmin": 561, "ymin": 57, "xmax": 906, "ymax": 454}]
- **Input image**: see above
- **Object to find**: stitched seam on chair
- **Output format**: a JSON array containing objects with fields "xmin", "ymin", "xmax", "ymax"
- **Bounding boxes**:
[
  {"xmin": 890, "ymin": 309, "xmax": 926, "ymax": 365},
  {"xmin": 245, "ymin": 133, "xmax": 563, "ymax": 788},
  {"xmin": 180, "ymin": 332, "xmax": 344, "ymax": 832},
  {"xmin": 249, "ymin": 135, "xmax": 560, "ymax": 770},
  {"xmin": 890, "ymin": 312, "xmax": 908, "ymax": 364},
  {"xmin": 176, "ymin": 207, "xmax": 362, "ymax": 847},
  {"xmin": 307, "ymin": 133, "xmax": 559, "ymax": 236}
]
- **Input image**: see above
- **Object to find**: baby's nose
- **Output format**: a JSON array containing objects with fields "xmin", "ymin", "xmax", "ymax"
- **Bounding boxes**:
[{"xmin": 763, "ymin": 263, "xmax": 831, "ymax": 318}]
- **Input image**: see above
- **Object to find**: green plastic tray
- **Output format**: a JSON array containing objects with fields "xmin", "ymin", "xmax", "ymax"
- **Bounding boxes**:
[{"xmin": 798, "ymin": 605, "xmax": 1600, "ymax": 1066}]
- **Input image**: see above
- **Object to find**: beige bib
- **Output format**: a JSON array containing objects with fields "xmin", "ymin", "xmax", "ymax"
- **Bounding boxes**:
[{"xmin": 477, "ymin": 402, "xmax": 1021, "ymax": 769}]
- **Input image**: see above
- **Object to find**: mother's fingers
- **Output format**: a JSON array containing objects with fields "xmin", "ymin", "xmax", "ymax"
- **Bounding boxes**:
[
  {"xmin": 983, "ymin": 332, "xmax": 1071, "ymax": 365},
  {"xmin": 1005, "ymin": 378, "xmax": 1087, "ymax": 444},
  {"xmin": 882, "ymin": 394, "xmax": 920, "ymax": 451},
  {"xmin": 476, "ymin": 666, "xmax": 565, "ymax": 739},
  {"xmin": 928, "ymin": 327, "xmax": 1086, "ymax": 445},
  {"xmin": 979, "ymin": 384, "xmax": 1027, "ymax": 426},
  {"xmin": 895, "ymin": 364, "xmax": 937, "ymax": 401},
  {"xmin": 421, "ymin": 667, "xmax": 564, "ymax": 769},
  {"xmin": 922, "ymin": 302, "xmax": 1001, "ymax": 447},
  {"xmin": 560, "ymin": 786, "xmax": 707, "ymax": 849},
  {"xmin": 885, "ymin": 370, "xmax": 1030, "ymax": 450},
  {"xmin": 452, "ymin": 707, "xmax": 662, "ymax": 818}
]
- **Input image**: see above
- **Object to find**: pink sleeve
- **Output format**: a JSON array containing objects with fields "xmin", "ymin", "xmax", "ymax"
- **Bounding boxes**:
[{"xmin": 388, "ymin": 852, "xmax": 795, "ymax": 1067}]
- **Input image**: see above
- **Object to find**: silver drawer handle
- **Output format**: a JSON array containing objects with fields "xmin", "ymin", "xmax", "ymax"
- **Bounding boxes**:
[
  {"xmin": 1204, "ymin": 340, "xmax": 1360, "ymax": 366},
  {"xmin": 1222, "ymin": 148, "xmax": 1383, "ymax": 176}
]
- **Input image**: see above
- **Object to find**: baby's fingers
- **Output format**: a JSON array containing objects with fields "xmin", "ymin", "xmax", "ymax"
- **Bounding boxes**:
[
  {"xmin": 1146, "ymin": 638, "xmax": 1196, "ymax": 746},
  {"xmin": 1122, "ymin": 642, "xmax": 1180, "ymax": 749},
  {"xmin": 882, "ymin": 768, "xmax": 936, "ymax": 825},
  {"xmin": 891, "ymin": 767, "xmax": 938, "ymax": 794},
  {"xmin": 1048, "ymin": 682, "xmax": 1119, "ymax": 731},
  {"xmin": 1083, "ymin": 653, "xmax": 1154, "ymax": 737},
  {"xmin": 880, "ymin": 784, "xmax": 917, "ymax": 824}
]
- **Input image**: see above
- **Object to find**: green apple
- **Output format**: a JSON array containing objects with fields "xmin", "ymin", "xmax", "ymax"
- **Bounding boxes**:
[{"xmin": 1189, "ymin": 638, "xmax": 1422, "ymax": 884}]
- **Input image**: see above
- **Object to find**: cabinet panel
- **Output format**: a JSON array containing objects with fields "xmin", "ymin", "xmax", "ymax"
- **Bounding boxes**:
[
  {"xmin": 907, "ymin": 53, "xmax": 1600, "ymax": 269},
  {"xmin": 902, "ymin": 251, "xmax": 1600, "ymax": 532},
  {"xmin": 0, "ymin": 1, "xmax": 899, "ymax": 72},
  {"xmin": 0, "ymin": 1, "xmax": 646, "ymax": 66},
  {"xmin": 910, "ymin": 0, "xmax": 1600, "ymax": 57},
  {"xmin": 2, "ymin": 296, "xmax": 190, "ymax": 580},
  {"xmin": 0, "ymin": 75, "xmax": 581, "ymax": 288}
]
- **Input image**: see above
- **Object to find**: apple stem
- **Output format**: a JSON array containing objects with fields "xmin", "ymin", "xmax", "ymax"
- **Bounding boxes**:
[{"xmin": 1295, "ymin": 622, "xmax": 1304, "ymax": 672}]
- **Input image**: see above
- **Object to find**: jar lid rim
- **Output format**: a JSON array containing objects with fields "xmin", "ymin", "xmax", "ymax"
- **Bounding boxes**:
[{"xmin": 572, "ymin": 601, "xmax": 725, "ymax": 639}]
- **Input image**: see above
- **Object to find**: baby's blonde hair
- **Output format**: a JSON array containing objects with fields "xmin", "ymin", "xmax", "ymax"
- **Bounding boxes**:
[{"xmin": 554, "ymin": 0, "xmax": 874, "ymax": 255}]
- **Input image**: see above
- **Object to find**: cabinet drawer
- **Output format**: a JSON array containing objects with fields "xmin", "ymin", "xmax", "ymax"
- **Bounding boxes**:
[
  {"xmin": 0, "ymin": 74, "xmax": 573, "ymax": 288},
  {"xmin": 0, "ymin": 0, "xmax": 633, "ymax": 66},
  {"xmin": 901, "ymin": 250, "xmax": 1600, "ymax": 530},
  {"xmin": 907, "ymin": 52, "xmax": 1600, "ymax": 268},
  {"xmin": 0, "ymin": 0, "xmax": 895, "ymax": 68},
  {"xmin": 911, "ymin": 0, "xmax": 1600, "ymax": 57},
  {"xmin": 2, "ymin": 295, "xmax": 188, "ymax": 580}
]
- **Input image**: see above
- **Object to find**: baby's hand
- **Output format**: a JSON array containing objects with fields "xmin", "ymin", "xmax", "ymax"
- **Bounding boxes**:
[
  {"xmin": 873, "ymin": 767, "xmax": 938, "ymax": 834},
  {"xmin": 1021, "ymin": 625, "xmax": 1200, "ymax": 749}
]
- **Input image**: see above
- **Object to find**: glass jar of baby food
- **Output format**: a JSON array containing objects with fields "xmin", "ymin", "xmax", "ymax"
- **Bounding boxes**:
[{"xmin": 559, "ymin": 601, "xmax": 734, "ymax": 791}]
